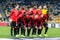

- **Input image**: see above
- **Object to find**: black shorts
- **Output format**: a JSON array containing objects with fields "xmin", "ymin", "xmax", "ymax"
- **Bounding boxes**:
[
  {"xmin": 30, "ymin": 21, "xmax": 35, "ymax": 28},
  {"xmin": 25, "ymin": 20, "xmax": 29, "ymax": 27},
  {"xmin": 17, "ymin": 17, "xmax": 24, "ymax": 27},
  {"xmin": 31, "ymin": 25, "xmax": 36, "ymax": 28},
  {"xmin": 18, "ymin": 21, "xmax": 24, "ymax": 27},
  {"xmin": 11, "ymin": 21, "xmax": 16, "ymax": 27},
  {"xmin": 43, "ymin": 22, "xmax": 48, "ymax": 27},
  {"xmin": 37, "ymin": 21, "xmax": 41, "ymax": 27}
]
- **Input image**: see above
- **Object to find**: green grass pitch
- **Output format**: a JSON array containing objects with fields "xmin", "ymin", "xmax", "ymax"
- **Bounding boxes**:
[{"xmin": 0, "ymin": 26, "xmax": 60, "ymax": 38}]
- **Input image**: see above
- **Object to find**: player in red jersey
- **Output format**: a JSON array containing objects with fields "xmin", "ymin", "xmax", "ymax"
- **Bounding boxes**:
[
  {"xmin": 25, "ymin": 8, "xmax": 33, "ymax": 36},
  {"xmin": 37, "ymin": 6, "xmax": 43, "ymax": 37},
  {"xmin": 31, "ymin": 5, "xmax": 38, "ymax": 36},
  {"xmin": 17, "ymin": 6, "xmax": 26, "ymax": 37},
  {"xmin": 9, "ymin": 4, "xmax": 19, "ymax": 36},
  {"xmin": 26, "ymin": 7, "xmax": 37, "ymax": 36}
]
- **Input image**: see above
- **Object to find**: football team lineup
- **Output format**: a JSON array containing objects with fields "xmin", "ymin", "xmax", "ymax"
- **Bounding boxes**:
[
  {"xmin": 0, "ymin": 27, "xmax": 60, "ymax": 38},
  {"xmin": 9, "ymin": 4, "xmax": 51, "ymax": 38}
]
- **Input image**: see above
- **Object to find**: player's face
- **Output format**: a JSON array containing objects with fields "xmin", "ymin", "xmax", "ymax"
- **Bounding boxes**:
[
  {"xmin": 38, "ymin": 6, "xmax": 42, "ymax": 10},
  {"xmin": 16, "ymin": 5, "xmax": 19, "ymax": 9},
  {"xmin": 43, "ymin": 5, "xmax": 47, "ymax": 9},
  {"xmin": 29, "ymin": 8, "xmax": 32, "ymax": 12},
  {"xmin": 34, "ymin": 6, "xmax": 37, "ymax": 9}
]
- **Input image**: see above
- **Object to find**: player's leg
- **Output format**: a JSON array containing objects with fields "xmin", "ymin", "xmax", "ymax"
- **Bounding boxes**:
[
  {"xmin": 11, "ymin": 27, "xmax": 13, "ymax": 36},
  {"xmin": 10, "ymin": 22, "xmax": 13, "ymax": 36},
  {"xmin": 38, "ymin": 21, "xmax": 43, "ymax": 37},
  {"xmin": 14, "ymin": 27, "xmax": 17, "ymax": 36},
  {"xmin": 17, "ymin": 27, "xmax": 20, "ymax": 35},
  {"xmin": 23, "ymin": 20, "xmax": 26, "ymax": 36},
  {"xmin": 15, "ymin": 23, "xmax": 20, "ymax": 37},
  {"xmin": 21, "ymin": 27, "xmax": 25, "ymax": 36},
  {"xmin": 27, "ymin": 27, "xmax": 31, "ymax": 36},
  {"xmin": 18, "ymin": 21, "xmax": 25, "ymax": 37},
  {"xmin": 22, "ymin": 27, "xmax": 25, "ymax": 36},
  {"xmin": 17, "ymin": 22, "xmax": 21, "ymax": 35},
  {"xmin": 10, "ymin": 21, "xmax": 14, "ymax": 36},
  {"xmin": 10, "ymin": 21, "xmax": 17, "ymax": 36},
  {"xmin": 16, "ymin": 19, "xmax": 20, "ymax": 35},
  {"xmin": 32, "ymin": 21, "xmax": 37, "ymax": 36},
  {"xmin": 20, "ymin": 20, "xmax": 26, "ymax": 37},
  {"xmin": 44, "ymin": 22, "xmax": 48, "ymax": 34},
  {"xmin": 21, "ymin": 27, "xmax": 26, "ymax": 37},
  {"xmin": 43, "ymin": 22, "xmax": 48, "ymax": 37},
  {"xmin": 20, "ymin": 22, "xmax": 24, "ymax": 36},
  {"xmin": 27, "ymin": 21, "xmax": 31, "ymax": 36},
  {"xmin": 32, "ymin": 26, "xmax": 37, "ymax": 35},
  {"xmin": 17, "ymin": 18, "xmax": 22, "ymax": 37},
  {"xmin": 12, "ymin": 21, "xmax": 17, "ymax": 36},
  {"xmin": 21, "ymin": 27, "xmax": 23, "ymax": 36}
]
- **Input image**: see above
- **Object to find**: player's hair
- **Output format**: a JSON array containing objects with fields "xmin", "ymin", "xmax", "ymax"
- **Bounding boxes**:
[
  {"xmin": 12, "ymin": 3, "xmax": 19, "ymax": 8},
  {"xmin": 21, "ymin": 7, "xmax": 25, "ymax": 10},
  {"xmin": 33, "ymin": 4, "xmax": 37, "ymax": 8},
  {"xmin": 43, "ymin": 5, "xmax": 47, "ymax": 9}
]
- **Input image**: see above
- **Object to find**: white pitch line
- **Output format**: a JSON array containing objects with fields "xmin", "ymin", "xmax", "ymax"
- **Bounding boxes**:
[{"xmin": 0, "ymin": 38, "xmax": 60, "ymax": 40}]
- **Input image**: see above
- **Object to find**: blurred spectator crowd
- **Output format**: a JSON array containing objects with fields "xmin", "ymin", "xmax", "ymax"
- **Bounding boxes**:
[{"xmin": 0, "ymin": 0, "xmax": 60, "ymax": 22}]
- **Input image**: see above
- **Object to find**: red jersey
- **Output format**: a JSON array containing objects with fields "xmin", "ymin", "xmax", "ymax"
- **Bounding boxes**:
[
  {"xmin": 37, "ymin": 10, "xmax": 42, "ymax": 16},
  {"xmin": 18, "ymin": 9, "xmax": 26, "ymax": 27},
  {"xmin": 37, "ymin": 10, "xmax": 43, "ymax": 27},
  {"xmin": 19, "ymin": 9, "xmax": 25, "ymax": 18},
  {"xmin": 10, "ymin": 9, "xmax": 19, "ymax": 22},
  {"xmin": 31, "ymin": 8, "xmax": 37, "ymax": 20},
  {"xmin": 26, "ymin": 11, "xmax": 31, "ymax": 19},
  {"xmin": 37, "ymin": 9, "xmax": 42, "ymax": 20},
  {"xmin": 43, "ymin": 13, "xmax": 50, "ymax": 22},
  {"xmin": 32, "ymin": 8, "xmax": 37, "ymax": 15}
]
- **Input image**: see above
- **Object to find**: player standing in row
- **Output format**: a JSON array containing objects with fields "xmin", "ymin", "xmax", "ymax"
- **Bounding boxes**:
[
  {"xmin": 41, "ymin": 5, "xmax": 49, "ymax": 37},
  {"xmin": 9, "ymin": 4, "xmax": 19, "ymax": 37},
  {"xmin": 37, "ymin": 6, "xmax": 43, "ymax": 37},
  {"xmin": 26, "ymin": 8, "xmax": 33, "ymax": 36},
  {"xmin": 31, "ymin": 5, "xmax": 38, "ymax": 36},
  {"xmin": 17, "ymin": 6, "xmax": 26, "ymax": 37}
]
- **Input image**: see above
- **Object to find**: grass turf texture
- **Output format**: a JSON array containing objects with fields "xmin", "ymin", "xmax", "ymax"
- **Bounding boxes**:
[{"xmin": 0, "ymin": 26, "xmax": 60, "ymax": 38}]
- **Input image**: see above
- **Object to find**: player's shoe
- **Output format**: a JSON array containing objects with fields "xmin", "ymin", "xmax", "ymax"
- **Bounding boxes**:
[
  {"xmin": 27, "ymin": 35, "xmax": 31, "ymax": 38},
  {"xmin": 44, "ymin": 34, "xmax": 48, "ymax": 37},
  {"xmin": 38, "ymin": 34, "xmax": 42, "ymax": 37},
  {"xmin": 16, "ymin": 35, "xmax": 19, "ymax": 37},
  {"xmin": 33, "ymin": 35, "xmax": 37, "ymax": 37},
  {"xmin": 21, "ymin": 35, "xmax": 25, "ymax": 37}
]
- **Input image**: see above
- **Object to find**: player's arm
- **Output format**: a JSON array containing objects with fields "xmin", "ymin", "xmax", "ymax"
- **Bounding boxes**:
[
  {"xmin": 45, "ymin": 11, "xmax": 50, "ymax": 22},
  {"xmin": 9, "ymin": 10, "xmax": 14, "ymax": 21}
]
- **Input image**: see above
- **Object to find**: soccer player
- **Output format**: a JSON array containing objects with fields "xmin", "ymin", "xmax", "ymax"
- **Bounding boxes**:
[
  {"xmin": 37, "ymin": 6, "xmax": 43, "ymax": 37},
  {"xmin": 25, "ymin": 8, "xmax": 32, "ymax": 36},
  {"xmin": 31, "ymin": 5, "xmax": 37, "ymax": 36},
  {"xmin": 17, "ymin": 6, "xmax": 26, "ymax": 37},
  {"xmin": 42, "ymin": 5, "xmax": 49, "ymax": 37},
  {"xmin": 9, "ymin": 4, "xmax": 19, "ymax": 37}
]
